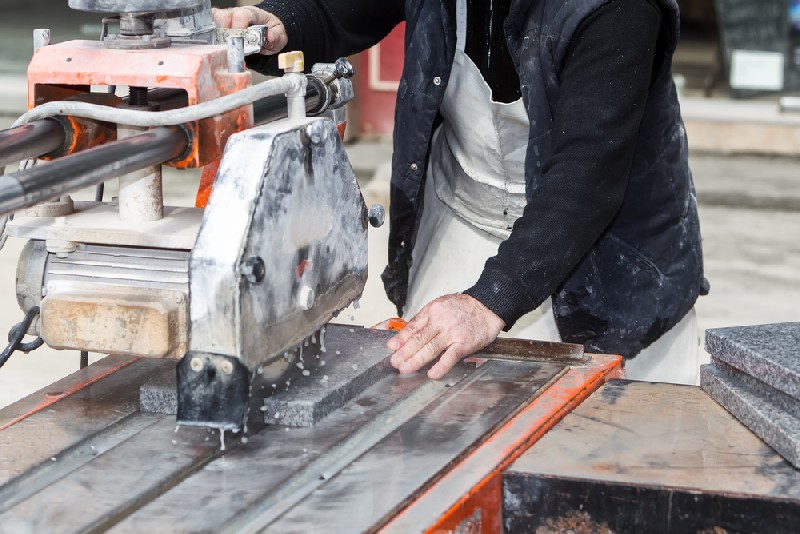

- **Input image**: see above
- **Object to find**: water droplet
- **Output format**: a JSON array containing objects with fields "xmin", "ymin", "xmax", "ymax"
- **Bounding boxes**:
[
  {"xmin": 241, "ymin": 437, "xmax": 249, "ymax": 444},
  {"xmin": 275, "ymin": 412, "xmax": 281, "ymax": 418},
  {"xmin": 51, "ymin": 457, "xmax": 57, "ymax": 462},
  {"xmin": 336, "ymin": 350, "xmax": 341, "ymax": 355},
  {"xmin": 302, "ymin": 370, "xmax": 310, "ymax": 376},
  {"xmin": 174, "ymin": 425, "xmax": 181, "ymax": 434},
  {"xmin": 172, "ymin": 439, "xmax": 177, "ymax": 445},
  {"xmin": 320, "ymin": 361, "xmax": 326, "ymax": 367},
  {"xmin": 259, "ymin": 405, "xmax": 268, "ymax": 412},
  {"xmin": 296, "ymin": 362, "xmax": 305, "ymax": 370},
  {"xmin": 321, "ymin": 375, "xmax": 329, "ymax": 382},
  {"xmin": 220, "ymin": 430, "xmax": 226, "ymax": 451}
]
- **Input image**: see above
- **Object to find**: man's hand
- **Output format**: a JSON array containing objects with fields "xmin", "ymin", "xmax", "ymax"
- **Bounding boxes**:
[
  {"xmin": 388, "ymin": 294, "xmax": 505, "ymax": 379},
  {"xmin": 211, "ymin": 6, "xmax": 287, "ymax": 55}
]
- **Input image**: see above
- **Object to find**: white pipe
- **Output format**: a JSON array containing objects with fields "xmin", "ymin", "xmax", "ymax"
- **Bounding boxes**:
[{"xmin": 12, "ymin": 75, "xmax": 306, "ymax": 129}]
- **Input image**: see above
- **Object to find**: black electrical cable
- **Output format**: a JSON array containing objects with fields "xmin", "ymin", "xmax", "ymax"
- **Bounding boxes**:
[{"xmin": 0, "ymin": 307, "xmax": 44, "ymax": 370}]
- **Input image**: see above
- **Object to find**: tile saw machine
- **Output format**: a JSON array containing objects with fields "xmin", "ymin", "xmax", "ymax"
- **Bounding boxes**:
[
  {"xmin": 0, "ymin": 0, "xmax": 381, "ymax": 431},
  {"xmin": 0, "ymin": 1, "xmax": 627, "ymax": 531}
]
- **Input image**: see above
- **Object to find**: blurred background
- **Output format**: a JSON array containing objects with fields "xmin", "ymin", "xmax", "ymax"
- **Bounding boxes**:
[{"xmin": 0, "ymin": 0, "xmax": 798, "ymax": 408}]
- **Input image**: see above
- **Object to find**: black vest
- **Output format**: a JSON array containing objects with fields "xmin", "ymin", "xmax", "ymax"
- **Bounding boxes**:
[{"xmin": 382, "ymin": 0, "xmax": 706, "ymax": 358}]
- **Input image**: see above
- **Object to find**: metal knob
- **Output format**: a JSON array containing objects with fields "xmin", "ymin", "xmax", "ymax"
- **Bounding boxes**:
[
  {"xmin": 368, "ymin": 204, "xmax": 385, "ymax": 228},
  {"xmin": 334, "ymin": 58, "xmax": 354, "ymax": 79},
  {"xmin": 278, "ymin": 51, "xmax": 305, "ymax": 74},
  {"xmin": 297, "ymin": 285, "xmax": 315, "ymax": 311}
]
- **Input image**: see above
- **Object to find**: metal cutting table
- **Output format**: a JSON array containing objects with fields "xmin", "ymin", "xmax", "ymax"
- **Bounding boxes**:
[{"xmin": 0, "ymin": 324, "xmax": 621, "ymax": 532}]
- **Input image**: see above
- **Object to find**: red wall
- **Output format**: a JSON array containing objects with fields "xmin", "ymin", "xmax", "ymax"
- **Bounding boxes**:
[{"xmin": 355, "ymin": 23, "xmax": 405, "ymax": 138}]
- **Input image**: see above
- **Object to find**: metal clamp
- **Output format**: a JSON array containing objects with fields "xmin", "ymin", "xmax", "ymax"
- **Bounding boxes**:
[{"xmin": 215, "ymin": 25, "xmax": 268, "ymax": 55}]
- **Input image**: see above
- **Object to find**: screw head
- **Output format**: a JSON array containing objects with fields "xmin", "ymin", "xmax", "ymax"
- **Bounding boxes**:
[
  {"xmin": 190, "ymin": 357, "xmax": 203, "ymax": 372},
  {"xmin": 242, "ymin": 256, "xmax": 265, "ymax": 284},
  {"xmin": 220, "ymin": 360, "xmax": 234, "ymax": 375}
]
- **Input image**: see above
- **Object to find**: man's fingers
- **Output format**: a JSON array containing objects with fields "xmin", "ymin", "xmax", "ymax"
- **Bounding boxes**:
[
  {"xmin": 428, "ymin": 345, "xmax": 466, "ymax": 379},
  {"xmin": 397, "ymin": 333, "xmax": 446, "ymax": 375},
  {"xmin": 387, "ymin": 312, "xmax": 429, "ymax": 350},
  {"xmin": 230, "ymin": 6, "xmax": 260, "ymax": 29},
  {"xmin": 390, "ymin": 320, "xmax": 435, "ymax": 368},
  {"xmin": 211, "ymin": 8, "xmax": 233, "ymax": 29}
]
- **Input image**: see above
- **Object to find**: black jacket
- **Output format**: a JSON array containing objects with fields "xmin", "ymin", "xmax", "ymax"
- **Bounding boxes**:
[{"xmin": 253, "ymin": 0, "xmax": 707, "ymax": 358}]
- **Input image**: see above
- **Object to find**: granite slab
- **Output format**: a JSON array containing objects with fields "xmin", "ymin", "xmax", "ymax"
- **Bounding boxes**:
[
  {"xmin": 262, "ymin": 325, "xmax": 395, "ymax": 427},
  {"xmin": 701, "ymin": 363, "xmax": 800, "ymax": 468},
  {"xmin": 705, "ymin": 323, "xmax": 800, "ymax": 400},
  {"xmin": 139, "ymin": 369, "xmax": 177, "ymax": 415}
]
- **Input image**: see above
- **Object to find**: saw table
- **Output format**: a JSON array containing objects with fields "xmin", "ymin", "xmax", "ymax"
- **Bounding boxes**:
[{"xmin": 0, "ymin": 324, "xmax": 621, "ymax": 533}]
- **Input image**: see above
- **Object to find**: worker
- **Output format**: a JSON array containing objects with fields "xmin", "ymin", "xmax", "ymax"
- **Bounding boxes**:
[{"xmin": 212, "ymin": 0, "xmax": 708, "ymax": 385}]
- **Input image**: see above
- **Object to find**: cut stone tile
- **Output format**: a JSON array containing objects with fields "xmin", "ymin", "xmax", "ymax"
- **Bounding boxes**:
[
  {"xmin": 711, "ymin": 357, "xmax": 800, "ymax": 420},
  {"xmin": 701, "ymin": 363, "xmax": 800, "ymax": 468},
  {"xmin": 139, "ymin": 368, "xmax": 177, "ymax": 415},
  {"xmin": 705, "ymin": 323, "xmax": 800, "ymax": 400},
  {"xmin": 137, "ymin": 325, "xmax": 395, "ymax": 426},
  {"xmin": 262, "ymin": 325, "xmax": 395, "ymax": 427}
]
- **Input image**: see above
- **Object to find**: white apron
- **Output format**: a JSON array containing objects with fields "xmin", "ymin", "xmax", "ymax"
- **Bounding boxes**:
[{"xmin": 403, "ymin": 2, "xmax": 700, "ymax": 385}]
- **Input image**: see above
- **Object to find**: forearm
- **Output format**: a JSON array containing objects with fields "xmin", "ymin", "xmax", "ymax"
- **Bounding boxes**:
[
  {"xmin": 465, "ymin": 0, "xmax": 662, "ymax": 328},
  {"xmin": 249, "ymin": 0, "xmax": 404, "ymax": 73}
]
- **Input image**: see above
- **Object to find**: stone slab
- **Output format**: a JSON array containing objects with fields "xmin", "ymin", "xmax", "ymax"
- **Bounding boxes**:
[
  {"xmin": 505, "ymin": 380, "xmax": 800, "ymax": 533},
  {"xmin": 701, "ymin": 363, "xmax": 800, "ymax": 468},
  {"xmin": 710, "ymin": 357, "xmax": 800, "ymax": 420},
  {"xmin": 262, "ymin": 324, "xmax": 395, "ymax": 427},
  {"xmin": 136, "ymin": 324, "xmax": 395, "ymax": 426},
  {"xmin": 139, "ymin": 368, "xmax": 177, "ymax": 415},
  {"xmin": 705, "ymin": 323, "xmax": 800, "ymax": 400}
]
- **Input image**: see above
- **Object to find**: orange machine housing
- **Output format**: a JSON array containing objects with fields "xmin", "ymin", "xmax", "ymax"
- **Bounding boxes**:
[{"xmin": 26, "ymin": 40, "xmax": 253, "ymax": 169}]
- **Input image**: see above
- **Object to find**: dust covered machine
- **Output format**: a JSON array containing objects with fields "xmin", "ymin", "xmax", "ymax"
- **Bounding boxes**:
[
  {"xmin": 0, "ymin": 1, "xmax": 697, "ymax": 532},
  {"xmin": 0, "ymin": 0, "xmax": 378, "ymax": 431}
]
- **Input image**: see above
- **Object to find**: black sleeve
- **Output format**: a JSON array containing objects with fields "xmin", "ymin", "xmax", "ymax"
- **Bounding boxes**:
[
  {"xmin": 464, "ymin": 0, "xmax": 662, "ymax": 329},
  {"xmin": 247, "ymin": 0, "xmax": 405, "ymax": 74}
]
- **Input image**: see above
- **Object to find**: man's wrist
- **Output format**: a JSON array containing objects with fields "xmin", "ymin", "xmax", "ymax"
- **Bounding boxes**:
[{"xmin": 463, "ymin": 269, "xmax": 536, "ymax": 331}]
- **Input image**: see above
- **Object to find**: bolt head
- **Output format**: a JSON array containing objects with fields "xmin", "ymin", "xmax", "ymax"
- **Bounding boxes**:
[
  {"xmin": 243, "ymin": 256, "xmax": 265, "ymax": 284},
  {"xmin": 190, "ymin": 357, "xmax": 203, "ymax": 372},
  {"xmin": 220, "ymin": 360, "xmax": 234, "ymax": 375}
]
